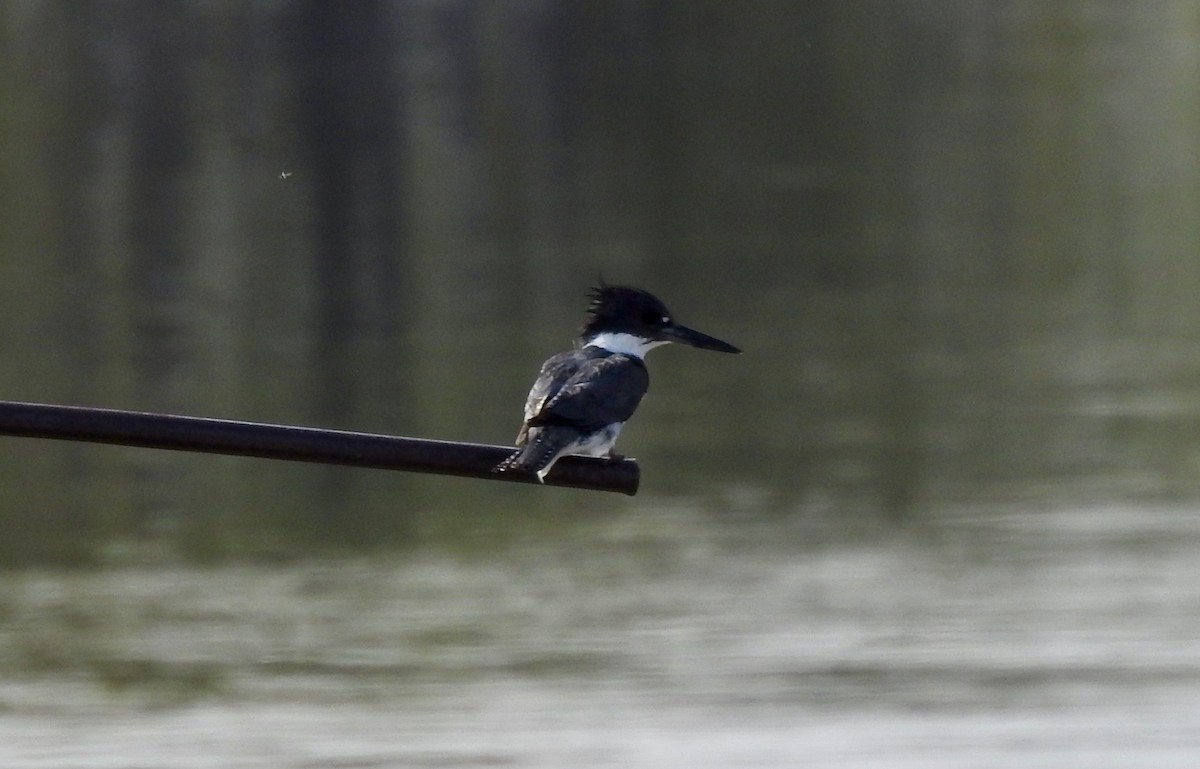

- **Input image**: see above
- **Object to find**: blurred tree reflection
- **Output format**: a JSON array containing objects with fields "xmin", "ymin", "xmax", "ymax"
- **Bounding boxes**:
[{"xmin": 0, "ymin": 2, "xmax": 1197, "ymax": 561}]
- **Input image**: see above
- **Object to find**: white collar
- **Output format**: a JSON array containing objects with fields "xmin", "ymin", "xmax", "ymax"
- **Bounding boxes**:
[{"xmin": 584, "ymin": 332, "xmax": 668, "ymax": 359}]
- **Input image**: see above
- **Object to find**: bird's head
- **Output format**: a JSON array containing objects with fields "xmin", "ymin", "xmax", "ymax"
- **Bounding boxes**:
[{"xmin": 581, "ymin": 283, "xmax": 741, "ymax": 357}]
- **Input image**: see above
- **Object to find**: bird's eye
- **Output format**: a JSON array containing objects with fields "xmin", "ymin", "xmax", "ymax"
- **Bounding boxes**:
[{"xmin": 642, "ymin": 310, "xmax": 665, "ymax": 325}]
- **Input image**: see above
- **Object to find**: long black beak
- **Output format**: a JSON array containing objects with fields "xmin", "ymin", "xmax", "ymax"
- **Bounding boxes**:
[{"xmin": 660, "ymin": 323, "xmax": 741, "ymax": 353}]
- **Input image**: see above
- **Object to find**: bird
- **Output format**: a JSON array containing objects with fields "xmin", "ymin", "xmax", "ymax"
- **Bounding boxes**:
[{"xmin": 494, "ymin": 282, "xmax": 741, "ymax": 482}]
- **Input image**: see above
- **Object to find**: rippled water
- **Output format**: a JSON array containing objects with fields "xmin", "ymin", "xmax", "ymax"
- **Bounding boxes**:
[{"xmin": 1, "ymin": 503, "xmax": 1198, "ymax": 768}]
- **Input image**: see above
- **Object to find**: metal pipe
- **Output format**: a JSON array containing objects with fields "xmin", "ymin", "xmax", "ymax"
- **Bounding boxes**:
[{"xmin": 0, "ymin": 400, "xmax": 639, "ymax": 496}]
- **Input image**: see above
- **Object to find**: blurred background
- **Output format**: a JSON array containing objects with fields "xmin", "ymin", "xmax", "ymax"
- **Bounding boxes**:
[{"xmin": 2, "ymin": 2, "xmax": 1200, "ymax": 767}]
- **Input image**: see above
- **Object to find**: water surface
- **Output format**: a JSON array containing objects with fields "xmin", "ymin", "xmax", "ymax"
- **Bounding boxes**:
[{"xmin": 2, "ymin": 503, "xmax": 1197, "ymax": 768}]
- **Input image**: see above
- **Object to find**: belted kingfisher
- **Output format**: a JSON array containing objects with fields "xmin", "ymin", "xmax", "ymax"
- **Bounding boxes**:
[{"xmin": 494, "ymin": 283, "xmax": 740, "ymax": 482}]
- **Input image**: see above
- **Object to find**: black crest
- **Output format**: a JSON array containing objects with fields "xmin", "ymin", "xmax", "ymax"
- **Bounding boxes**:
[{"xmin": 581, "ymin": 282, "xmax": 673, "ymax": 339}]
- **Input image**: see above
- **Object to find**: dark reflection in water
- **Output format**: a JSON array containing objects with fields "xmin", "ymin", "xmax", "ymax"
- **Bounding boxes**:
[
  {"xmin": 2, "ymin": 4, "xmax": 1200, "ymax": 765},
  {"xmin": 1, "ymin": 504, "xmax": 1199, "ymax": 768},
  {"xmin": 0, "ymin": 3, "xmax": 1199, "ymax": 560}
]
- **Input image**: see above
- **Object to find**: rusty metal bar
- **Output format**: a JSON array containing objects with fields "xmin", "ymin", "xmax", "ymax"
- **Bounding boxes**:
[{"xmin": 0, "ymin": 400, "xmax": 639, "ymax": 496}]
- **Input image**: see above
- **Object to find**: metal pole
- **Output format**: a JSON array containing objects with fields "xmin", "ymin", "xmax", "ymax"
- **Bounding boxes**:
[{"xmin": 0, "ymin": 400, "xmax": 639, "ymax": 496}]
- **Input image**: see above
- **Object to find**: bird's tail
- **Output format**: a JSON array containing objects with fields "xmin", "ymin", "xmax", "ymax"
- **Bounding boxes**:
[{"xmin": 493, "ymin": 428, "xmax": 574, "ymax": 482}]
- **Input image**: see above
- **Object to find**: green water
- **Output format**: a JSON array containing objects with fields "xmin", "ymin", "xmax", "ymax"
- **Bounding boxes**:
[
  {"xmin": 2, "ymin": 3, "xmax": 1200, "ymax": 765},
  {"xmin": 2, "ymin": 504, "xmax": 1199, "ymax": 767},
  {"xmin": 3, "ymin": 2, "xmax": 1200, "ymax": 557}
]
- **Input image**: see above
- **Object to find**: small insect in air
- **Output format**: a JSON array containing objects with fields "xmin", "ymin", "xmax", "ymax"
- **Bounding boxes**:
[{"xmin": 279, "ymin": 171, "xmax": 293, "ymax": 180}]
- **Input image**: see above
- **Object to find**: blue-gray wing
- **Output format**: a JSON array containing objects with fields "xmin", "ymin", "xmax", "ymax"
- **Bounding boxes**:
[
  {"xmin": 527, "ymin": 352, "xmax": 648, "ymax": 431},
  {"xmin": 520, "ymin": 349, "xmax": 586, "ymax": 428}
]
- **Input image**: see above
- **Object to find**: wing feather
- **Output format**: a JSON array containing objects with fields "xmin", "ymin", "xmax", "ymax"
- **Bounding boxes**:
[
  {"xmin": 528, "ymin": 352, "xmax": 648, "ymax": 430},
  {"xmin": 515, "ymin": 350, "xmax": 587, "ymax": 444}
]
